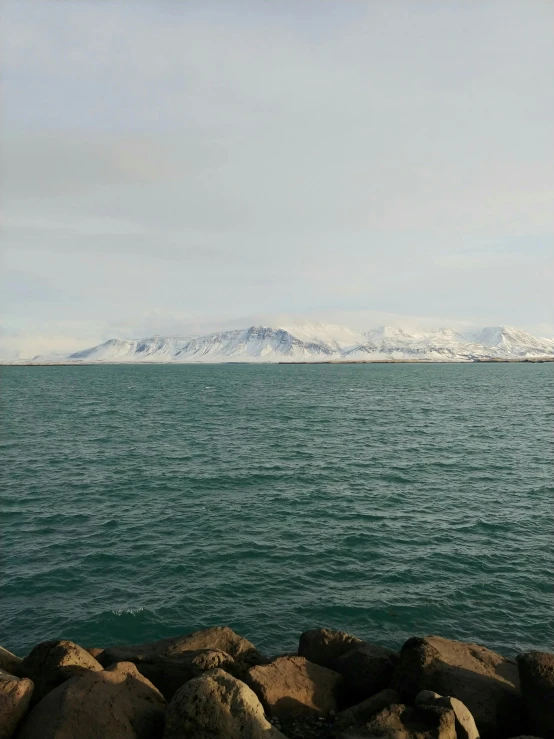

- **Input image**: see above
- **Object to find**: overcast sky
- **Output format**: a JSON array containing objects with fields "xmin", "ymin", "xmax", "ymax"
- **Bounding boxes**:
[{"xmin": 1, "ymin": 0, "xmax": 553, "ymax": 357}]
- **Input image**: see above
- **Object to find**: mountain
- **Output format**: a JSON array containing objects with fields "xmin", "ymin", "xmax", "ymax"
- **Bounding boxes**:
[
  {"xmin": 20, "ymin": 323, "xmax": 554, "ymax": 364},
  {"xmin": 464, "ymin": 326, "xmax": 554, "ymax": 356}
]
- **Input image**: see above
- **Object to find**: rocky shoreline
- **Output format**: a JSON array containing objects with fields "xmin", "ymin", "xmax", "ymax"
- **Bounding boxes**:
[{"xmin": 1, "ymin": 626, "xmax": 552, "ymax": 739}]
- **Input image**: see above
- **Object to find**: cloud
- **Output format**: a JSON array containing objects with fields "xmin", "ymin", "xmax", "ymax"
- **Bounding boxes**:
[{"xmin": 1, "ymin": 0, "xmax": 553, "ymax": 357}]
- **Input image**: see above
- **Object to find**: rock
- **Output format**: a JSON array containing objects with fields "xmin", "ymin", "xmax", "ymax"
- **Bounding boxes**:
[
  {"xmin": 163, "ymin": 668, "xmax": 287, "ymax": 739},
  {"xmin": 517, "ymin": 650, "xmax": 554, "ymax": 738},
  {"xmin": 359, "ymin": 703, "xmax": 457, "ymax": 739},
  {"xmin": 392, "ymin": 635, "xmax": 523, "ymax": 737},
  {"xmin": 0, "ymin": 668, "xmax": 34, "ymax": 739},
  {"xmin": 87, "ymin": 647, "xmax": 105, "ymax": 660},
  {"xmin": 122, "ymin": 648, "xmax": 238, "ymax": 700},
  {"xmin": 18, "ymin": 639, "xmax": 103, "ymax": 704},
  {"xmin": 333, "ymin": 643, "xmax": 399, "ymax": 704},
  {"xmin": 99, "ymin": 625, "xmax": 264, "ymax": 670},
  {"xmin": 17, "ymin": 661, "xmax": 165, "ymax": 739},
  {"xmin": 299, "ymin": 628, "xmax": 364, "ymax": 668},
  {"xmin": 247, "ymin": 655, "xmax": 342, "ymax": 720},
  {"xmin": 415, "ymin": 691, "xmax": 479, "ymax": 739},
  {"xmin": 414, "ymin": 690, "xmax": 442, "ymax": 705},
  {"xmin": 334, "ymin": 688, "xmax": 399, "ymax": 731},
  {"xmin": 0, "ymin": 648, "xmax": 22, "ymax": 676}
]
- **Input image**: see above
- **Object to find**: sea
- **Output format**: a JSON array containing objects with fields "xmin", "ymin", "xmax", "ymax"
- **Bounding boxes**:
[{"xmin": 1, "ymin": 363, "xmax": 552, "ymax": 658}]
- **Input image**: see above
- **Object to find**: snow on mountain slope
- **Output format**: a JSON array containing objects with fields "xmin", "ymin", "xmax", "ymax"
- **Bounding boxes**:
[
  {"xmin": 173, "ymin": 326, "xmax": 338, "ymax": 362},
  {"xmin": 279, "ymin": 322, "xmax": 367, "ymax": 350},
  {"xmin": 68, "ymin": 337, "xmax": 193, "ymax": 362},
  {"xmin": 25, "ymin": 323, "xmax": 554, "ymax": 363},
  {"xmin": 465, "ymin": 326, "xmax": 554, "ymax": 356}
]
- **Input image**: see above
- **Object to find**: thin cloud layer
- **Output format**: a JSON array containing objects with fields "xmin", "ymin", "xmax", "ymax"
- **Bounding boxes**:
[{"xmin": 2, "ymin": 0, "xmax": 553, "ymax": 357}]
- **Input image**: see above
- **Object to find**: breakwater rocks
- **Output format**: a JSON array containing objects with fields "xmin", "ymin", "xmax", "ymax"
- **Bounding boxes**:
[{"xmin": 1, "ymin": 627, "xmax": 553, "ymax": 739}]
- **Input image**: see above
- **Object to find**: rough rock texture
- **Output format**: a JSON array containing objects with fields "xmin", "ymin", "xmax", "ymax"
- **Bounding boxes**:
[
  {"xmin": 120, "ymin": 648, "xmax": 238, "ymax": 700},
  {"xmin": 392, "ymin": 635, "xmax": 523, "ymax": 738},
  {"xmin": 333, "ymin": 643, "xmax": 399, "ymax": 704},
  {"xmin": 415, "ymin": 691, "xmax": 479, "ymax": 739},
  {"xmin": 356, "ymin": 703, "xmax": 457, "ymax": 739},
  {"xmin": 0, "ymin": 668, "xmax": 34, "ymax": 739},
  {"xmin": 17, "ymin": 661, "xmax": 165, "ymax": 739},
  {"xmin": 247, "ymin": 655, "xmax": 342, "ymax": 720},
  {"xmin": 18, "ymin": 639, "xmax": 103, "ymax": 704},
  {"xmin": 334, "ymin": 688, "xmax": 400, "ymax": 731},
  {"xmin": 0, "ymin": 648, "xmax": 22, "ymax": 676},
  {"xmin": 299, "ymin": 629, "xmax": 364, "ymax": 668},
  {"xmin": 517, "ymin": 650, "xmax": 554, "ymax": 739},
  {"xmin": 99, "ymin": 626, "xmax": 264, "ymax": 671},
  {"xmin": 163, "ymin": 668, "xmax": 287, "ymax": 739}
]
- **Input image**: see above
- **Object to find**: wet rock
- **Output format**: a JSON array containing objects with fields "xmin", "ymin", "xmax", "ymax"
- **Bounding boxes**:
[
  {"xmin": 163, "ymin": 668, "xmax": 286, "ymax": 739},
  {"xmin": 334, "ymin": 688, "xmax": 399, "ymax": 731},
  {"xmin": 247, "ymin": 655, "xmax": 342, "ymax": 720},
  {"xmin": 299, "ymin": 629, "xmax": 364, "ymax": 669},
  {"xmin": 0, "ymin": 668, "xmax": 34, "ymax": 739},
  {"xmin": 392, "ymin": 635, "xmax": 523, "ymax": 737},
  {"xmin": 18, "ymin": 639, "xmax": 102, "ymax": 704},
  {"xmin": 517, "ymin": 650, "xmax": 554, "ymax": 739},
  {"xmin": 17, "ymin": 661, "xmax": 165, "ymax": 739},
  {"xmin": 333, "ymin": 643, "xmax": 399, "ymax": 704},
  {"xmin": 0, "ymin": 648, "xmax": 22, "ymax": 676}
]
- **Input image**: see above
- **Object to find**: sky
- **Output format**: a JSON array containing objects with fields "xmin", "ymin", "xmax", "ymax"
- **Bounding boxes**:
[{"xmin": 1, "ymin": 0, "xmax": 553, "ymax": 358}]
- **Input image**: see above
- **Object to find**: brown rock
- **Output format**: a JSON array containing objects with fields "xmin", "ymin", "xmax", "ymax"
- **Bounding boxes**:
[
  {"xmin": 0, "ymin": 668, "xmax": 34, "ymax": 739},
  {"xmin": 99, "ymin": 625, "xmax": 264, "ymax": 669},
  {"xmin": 415, "ymin": 691, "xmax": 479, "ymax": 739},
  {"xmin": 299, "ymin": 628, "xmax": 364, "ymax": 668},
  {"xmin": 334, "ymin": 688, "xmax": 400, "ymax": 731},
  {"xmin": 123, "ymin": 648, "xmax": 238, "ymax": 700},
  {"xmin": 333, "ymin": 643, "xmax": 399, "ymax": 704},
  {"xmin": 247, "ymin": 655, "xmax": 342, "ymax": 720},
  {"xmin": 392, "ymin": 635, "xmax": 523, "ymax": 738},
  {"xmin": 87, "ymin": 647, "xmax": 105, "ymax": 660},
  {"xmin": 517, "ymin": 650, "xmax": 554, "ymax": 739},
  {"xmin": 18, "ymin": 639, "xmax": 102, "ymax": 704},
  {"xmin": 163, "ymin": 668, "xmax": 287, "ymax": 739},
  {"xmin": 0, "ymin": 648, "xmax": 22, "ymax": 676},
  {"xmin": 17, "ymin": 661, "xmax": 165, "ymax": 739},
  {"xmin": 356, "ymin": 703, "xmax": 457, "ymax": 739}
]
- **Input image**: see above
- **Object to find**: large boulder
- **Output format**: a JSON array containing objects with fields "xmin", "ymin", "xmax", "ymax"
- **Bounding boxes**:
[
  {"xmin": 298, "ymin": 628, "xmax": 364, "ymax": 668},
  {"xmin": 163, "ymin": 668, "xmax": 286, "ymax": 739},
  {"xmin": 0, "ymin": 668, "xmax": 34, "ymax": 739},
  {"xmin": 392, "ymin": 635, "xmax": 523, "ymax": 738},
  {"xmin": 0, "ymin": 648, "xmax": 22, "ymax": 676},
  {"xmin": 415, "ymin": 690, "xmax": 479, "ymax": 739},
  {"xmin": 17, "ymin": 661, "xmax": 165, "ymax": 739},
  {"xmin": 99, "ymin": 626, "xmax": 264, "ymax": 671},
  {"xmin": 18, "ymin": 639, "xmax": 102, "ymax": 704},
  {"xmin": 353, "ymin": 703, "xmax": 457, "ymax": 739},
  {"xmin": 247, "ymin": 655, "xmax": 342, "ymax": 720},
  {"xmin": 333, "ymin": 643, "xmax": 399, "ymax": 704},
  {"xmin": 334, "ymin": 688, "xmax": 400, "ymax": 732},
  {"xmin": 117, "ymin": 648, "xmax": 238, "ymax": 700},
  {"xmin": 517, "ymin": 650, "xmax": 554, "ymax": 738}
]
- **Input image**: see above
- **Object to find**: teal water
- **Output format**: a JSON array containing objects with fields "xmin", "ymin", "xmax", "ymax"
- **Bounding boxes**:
[{"xmin": 1, "ymin": 364, "xmax": 553, "ymax": 658}]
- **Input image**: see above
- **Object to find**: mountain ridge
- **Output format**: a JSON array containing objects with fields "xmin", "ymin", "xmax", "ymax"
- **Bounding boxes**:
[{"xmin": 14, "ymin": 323, "xmax": 554, "ymax": 364}]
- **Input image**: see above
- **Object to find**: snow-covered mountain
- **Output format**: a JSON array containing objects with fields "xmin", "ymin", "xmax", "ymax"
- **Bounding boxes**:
[{"xmin": 21, "ymin": 323, "xmax": 554, "ymax": 364}]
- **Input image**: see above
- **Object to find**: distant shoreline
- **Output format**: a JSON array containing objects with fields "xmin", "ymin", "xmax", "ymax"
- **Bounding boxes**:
[{"xmin": 2, "ymin": 357, "xmax": 553, "ymax": 367}]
